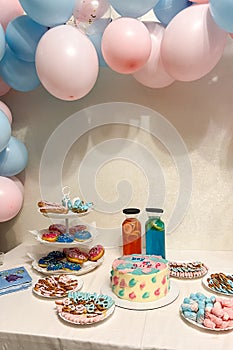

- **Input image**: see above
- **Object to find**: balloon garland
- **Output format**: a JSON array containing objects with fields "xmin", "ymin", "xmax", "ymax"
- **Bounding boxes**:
[
  {"xmin": 0, "ymin": 0, "xmax": 231, "ymax": 99},
  {"xmin": 0, "ymin": 0, "xmax": 232, "ymax": 222},
  {"xmin": 0, "ymin": 101, "xmax": 28, "ymax": 222}
]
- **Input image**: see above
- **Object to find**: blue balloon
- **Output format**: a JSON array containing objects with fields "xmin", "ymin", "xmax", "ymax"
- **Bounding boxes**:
[
  {"xmin": 0, "ymin": 46, "xmax": 40, "ymax": 92},
  {"xmin": 210, "ymin": 0, "xmax": 233, "ymax": 33},
  {"xmin": 0, "ymin": 24, "xmax": 6, "ymax": 62},
  {"xmin": 153, "ymin": 0, "xmax": 191, "ymax": 27},
  {"xmin": 87, "ymin": 19, "xmax": 111, "ymax": 67},
  {"xmin": 19, "ymin": 0, "xmax": 76, "ymax": 27},
  {"xmin": 0, "ymin": 111, "xmax": 11, "ymax": 152},
  {"xmin": 6, "ymin": 15, "xmax": 48, "ymax": 62},
  {"xmin": 0, "ymin": 136, "xmax": 28, "ymax": 176},
  {"xmin": 109, "ymin": 0, "xmax": 160, "ymax": 18}
]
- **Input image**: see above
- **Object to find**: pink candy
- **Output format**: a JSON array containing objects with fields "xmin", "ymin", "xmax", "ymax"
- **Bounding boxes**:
[
  {"xmin": 204, "ymin": 297, "xmax": 233, "ymax": 329},
  {"xmin": 203, "ymin": 318, "xmax": 215, "ymax": 329}
]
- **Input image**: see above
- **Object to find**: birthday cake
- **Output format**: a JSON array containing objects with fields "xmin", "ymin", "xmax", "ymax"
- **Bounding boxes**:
[{"xmin": 110, "ymin": 255, "xmax": 170, "ymax": 302}]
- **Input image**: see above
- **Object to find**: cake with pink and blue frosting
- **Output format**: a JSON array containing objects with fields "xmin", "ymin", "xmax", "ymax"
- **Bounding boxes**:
[{"xmin": 111, "ymin": 254, "xmax": 170, "ymax": 302}]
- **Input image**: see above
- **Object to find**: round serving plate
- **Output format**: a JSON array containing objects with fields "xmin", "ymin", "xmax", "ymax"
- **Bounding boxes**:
[
  {"xmin": 202, "ymin": 271, "xmax": 233, "ymax": 296},
  {"xmin": 33, "ymin": 275, "xmax": 83, "ymax": 298},
  {"xmin": 29, "ymin": 229, "xmax": 94, "ymax": 247},
  {"xmin": 32, "ymin": 256, "xmax": 104, "ymax": 276},
  {"xmin": 57, "ymin": 304, "xmax": 115, "ymax": 325},
  {"xmin": 101, "ymin": 280, "xmax": 179, "ymax": 310}
]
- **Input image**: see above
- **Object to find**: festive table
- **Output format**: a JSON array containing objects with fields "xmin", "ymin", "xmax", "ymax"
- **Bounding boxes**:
[{"xmin": 0, "ymin": 243, "xmax": 232, "ymax": 350}]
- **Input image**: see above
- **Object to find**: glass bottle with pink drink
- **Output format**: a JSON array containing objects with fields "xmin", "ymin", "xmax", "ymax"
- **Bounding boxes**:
[{"xmin": 122, "ymin": 208, "xmax": 141, "ymax": 255}]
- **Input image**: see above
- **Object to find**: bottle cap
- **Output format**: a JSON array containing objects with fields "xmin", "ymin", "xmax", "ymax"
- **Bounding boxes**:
[
  {"xmin": 146, "ymin": 208, "xmax": 163, "ymax": 214},
  {"xmin": 123, "ymin": 208, "xmax": 140, "ymax": 215}
]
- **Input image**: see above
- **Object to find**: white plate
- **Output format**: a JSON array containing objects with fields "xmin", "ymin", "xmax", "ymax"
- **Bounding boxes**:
[
  {"xmin": 100, "ymin": 280, "xmax": 179, "ymax": 310},
  {"xmin": 202, "ymin": 272, "xmax": 233, "ymax": 296},
  {"xmin": 57, "ymin": 303, "xmax": 115, "ymax": 325},
  {"xmin": 32, "ymin": 257, "xmax": 104, "ymax": 276},
  {"xmin": 169, "ymin": 261, "xmax": 208, "ymax": 279},
  {"xmin": 180, "ymin": 309, "xmax": 233, "ymax": 332},
  {"xmin": 39, "ymin": 209, "xmax": 92, "ymax": 219},
  {"xmin": 33, "ymin": 275, "xmax": 83, "ymax": 298},
  {"xmin": 29, "ymin": 229, "xmax": 94, "ymax": 247}
]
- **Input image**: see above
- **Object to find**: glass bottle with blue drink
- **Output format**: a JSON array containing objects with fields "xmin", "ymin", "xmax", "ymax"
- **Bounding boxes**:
[{"xmin": 145, "ymin": 208, "xmax": 165, "ymax": 259}]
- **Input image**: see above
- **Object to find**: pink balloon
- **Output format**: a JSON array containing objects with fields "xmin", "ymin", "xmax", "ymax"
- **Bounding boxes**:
[
  {"xmin": 73, "ymin": 0, "xmax": 110, "ymax": 23},
  {"xmin": 0, "ymin": 0, "xmax": 24, "ymax": 31},
  {"xmin": 133, "ymin": 22, "xmax": 175, "ymax": 88},
  {"xmin": 101, "ymin": 17, "xmax": 152, "ymax": 74},
  {"xmin": 10, "ymin": 176, "xmax": 24, "ymax": 195},
  {"xmin": 0, "ymin": 176, "xmax": 24, "ymax": 222},
  {"xmin": 0, "ymin": 101, "xmax": 12, "ymax": 124},
  {"xmin": 0, "ymin": 78, "xmax": 11, "ymax": 98},
  {"xmin": 36, "ymin": 25, "xmax": 99, "ymax": 101},
  {"xmin": 161, "ymin": 5, "xmax": 227, "ymax": 81}
]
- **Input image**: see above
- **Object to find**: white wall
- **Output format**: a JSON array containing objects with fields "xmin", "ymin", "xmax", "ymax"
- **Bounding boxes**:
[{"xmin": 0, "ymin": 38, "xmax": 233, "ymax": 253}]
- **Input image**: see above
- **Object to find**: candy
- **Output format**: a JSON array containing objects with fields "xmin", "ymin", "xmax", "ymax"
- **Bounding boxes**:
[{"xmin": 181, "ymin": 292, "xmax": 233, "ymax": 330}]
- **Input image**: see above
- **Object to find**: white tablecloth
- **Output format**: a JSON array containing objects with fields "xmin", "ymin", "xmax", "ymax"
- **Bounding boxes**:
[{"xmin": 0, "ymin": 243, "xmax": 232, "ymax": 350}]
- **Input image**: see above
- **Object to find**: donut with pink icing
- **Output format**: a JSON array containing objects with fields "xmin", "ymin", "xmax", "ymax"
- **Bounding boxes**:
[
  {"xmin": 42, "ymin": 230, "xmax": 60, "ymax": 242},
  {"xmin": 69, "ymin": 225, "xmax": 87, "ymax": 235},
  {"xmin": 65, "ymin": 249, "xmax": 89, "ymax": 264},
  {"xmin": 88, "ymin": 245, "xmax": 105, "ymax": 261},
  {"xmin": 49, "ymin": 224, "xmax": 66, "ymax": 234}
]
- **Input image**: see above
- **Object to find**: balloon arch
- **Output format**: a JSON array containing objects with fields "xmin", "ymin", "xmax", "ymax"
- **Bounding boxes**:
[{"xmin": 0, "ymin": 0, "xmax": 232, "ymax": 222}]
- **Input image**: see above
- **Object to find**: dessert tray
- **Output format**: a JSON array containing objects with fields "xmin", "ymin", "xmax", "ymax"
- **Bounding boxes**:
[
  {"xmin": 40, "ymin": 210, "xmax": 92, "ymax": 219},
  {"xmin": 169, "ymin": 261, "xmax": 208, "ymax": 279},
  {"xmin": 28, "ymin": 246, "xmax": 105, "ymax": 276},
  {"xmin": 29, "ymin": 229, "xmax": 94, "ymax": 247},
  {"xmin": 101, "ymin": 280, "xmax": 179, "ymax": 311},
  {"xmin": 180, "ymin": 309, "xmax": 233, "ymax": 332},
  {"xmin": 32, "ymin": 258, "xmax": 104, "ymax": 276},
  {"xmin": 180, "ymin": 292, "xmax": 233, "ymax": 332},
  {"xmin": 202, "ymin": 271, "xmax": 233, "ymax": 296},
  {"xmin": 33, "ymin": 274, "xmax": 83, "ymax": 298},
  {"xmin": 55, "ymin": 291, "xmax": 115, "ymax": 325}
]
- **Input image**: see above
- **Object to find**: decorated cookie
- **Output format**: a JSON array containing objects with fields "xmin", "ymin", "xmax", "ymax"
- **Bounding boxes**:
[{"xmin": 55, "ymin": 291, "xmax": 114, "ymax": 325}]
